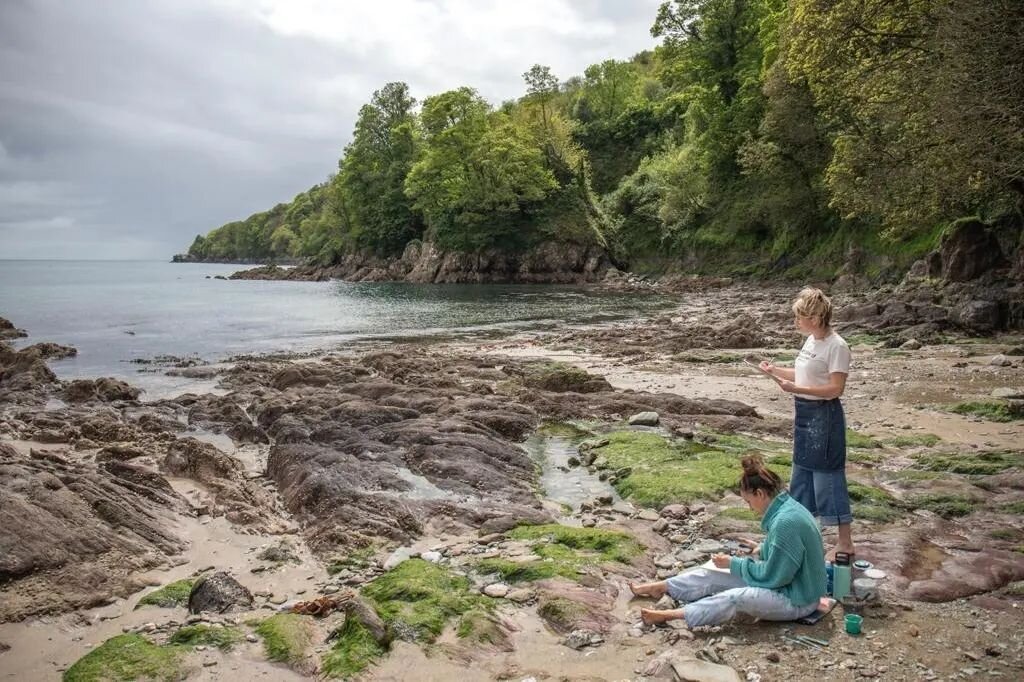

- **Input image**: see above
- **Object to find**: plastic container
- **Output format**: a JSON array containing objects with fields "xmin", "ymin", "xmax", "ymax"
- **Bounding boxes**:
[
  {"xmin": 845, "ymin": 613, "xmax": 863, "ymax": 635},
  {"xmin": 853, "ymin": 578, "xmax": 878, "ymax": 600},
  {"xmin": 825, "ymin": 563, "xmax": 835, "ymax": 595}
]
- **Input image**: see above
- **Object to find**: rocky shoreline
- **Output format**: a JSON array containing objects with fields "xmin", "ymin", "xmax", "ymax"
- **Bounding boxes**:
[
  {"xmin": 228, "ymin": 239, "xmax": 614, "ymax": 284},
  {"xmin": 1, "ymin": 271, "xmax": 1024, "ymax": 680}
]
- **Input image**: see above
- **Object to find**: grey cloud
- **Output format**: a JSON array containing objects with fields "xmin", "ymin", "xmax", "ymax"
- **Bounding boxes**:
[{"xmin": 0, "ymin": 0, "xmax": 659, "ymax": 259}]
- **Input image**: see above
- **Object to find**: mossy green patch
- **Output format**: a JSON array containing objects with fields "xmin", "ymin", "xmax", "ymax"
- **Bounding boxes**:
[
  {"xmin": 168, "ymin": 625, "xmax": 242, "ymax": 650},
  {"xmin": 537, "ymin": 421, "xmax": 594, "ymax": 440},
  {"xmin": 950, "ymin": 400, "xmax": 1021, "ymax": 422},
  {"xmin": 321, "ymin": 619, "xmax": 387, "ymax": 679},
  {"xmin": 521, "ymin": 362, "xmax": 605, "ymax": 393},
  {"xmin": 362, "ymin": 559, "xmax": 487, "ymax": 643},
  {"xmin": 597, "ymin": 431, "xmax": 791, "ymax": 507},
  {"xmin": 989, "ymin": 528, "xmax": 1023, "ymax": 541},
  {"xmin": 848, "ymin": 482, "xmax": 902, "ymax": 523},
  {"xmin": 327, "ymin": 546, "xmax": 375, "ymax": 574},
  {"xmin": 63, "ymin": 634, "xmax": 184, "ymax": 682},
  {"xmin": 885, "ymin": 433, "xmax": 941, "ymax": 448},
  {"xmin": 1005, "ymin": 581, "xmax": 1024, "ymax": 595},
  {"xmin": 255, "ymin": 614, "xmax": 313, "ymax": 665},
  {"xmin": 845, "ymin": 333, "xmax": 886, "ymax": 347},
  {"xmin": 508, "ymin": 525, "xmax": 641, "ymax": 563},
  {"xmin": 846, "ymin": 429, "xmax": 880, "ymax": 449},
  {"xmin": 913, "ymin": 450, "xmax": 1024, "ymax": 476},
  {"xmin": 455, "ymin": 608, "xmax": 510, "ymax": 648},
  {"xmin": 882, "ymin": 469, "xmax": 944, "ymax": 482},
  {"xmin": 717, "ymin": 507, "xmax": 759, "ymax": 522},
  {"xmin": 1000, "ymin": 500, "xmax": 1024, "ymax": 515},
  {"xmin": 478, "ymin": 525, "xmax": 641, "ymax": 584},
  {"xmin": 673, "ymin": 352, "xmax": 743, "ymax": 364},
  {"xmin": 848, "ymin": 450, "xmax": 884, "ymax": 464},
  {"xmin": 135, "ymin": 579, "xmax": 195, "ymax": 609},
  {"xmin": 907, "ymin": 494, "xmax": 977, "ymax": 518}
]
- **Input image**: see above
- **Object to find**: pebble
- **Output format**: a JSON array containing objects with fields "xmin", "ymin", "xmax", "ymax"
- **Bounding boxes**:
[
  {"xmin": 203, "ymin": 660, "xmax": 217, "ymax": 667},
  {"xmin": 581, "ymin": 517, "xmax": 597, "ymax": 528},
  {"xmin": 246, "ymin": 634, "xmax": 259, "ymax": 643},
  {"xmin": 420, "ymin": 550, "xmax": 443, "ymax": 563},
  {"xmin": 766, "ymin": 651, "xmax": 780, "ymax": 663},
  {"xmin": 990, "ymin": 354, "xmax": 1012, "ymax": 366},
  {"xmin": 483, "ymin": 583, "xmax": 510, "ymax": 598},
  {"xmin": 637, "ymin": 509, "xmax": 660, "ymax": 521}
]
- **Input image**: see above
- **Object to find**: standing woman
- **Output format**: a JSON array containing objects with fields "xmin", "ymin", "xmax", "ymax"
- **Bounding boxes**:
[{"xmin": 760, "ymin": 288, "xmax": 854, "ymax": 560}]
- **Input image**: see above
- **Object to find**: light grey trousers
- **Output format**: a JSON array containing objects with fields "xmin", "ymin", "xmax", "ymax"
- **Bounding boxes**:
[{"xmin": 664, "ymin": 567, "xmax": 818, "ymax": 627}]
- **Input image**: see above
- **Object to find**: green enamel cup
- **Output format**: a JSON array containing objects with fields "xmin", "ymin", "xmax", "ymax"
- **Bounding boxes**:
[{"xmin": 845, "ymin": 613, "xmax": 863, "ymax": 635}]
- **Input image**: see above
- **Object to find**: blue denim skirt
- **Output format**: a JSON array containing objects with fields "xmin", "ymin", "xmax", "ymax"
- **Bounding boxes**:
[{"xmin": 792, "ymin": 397, "xmax": 846, "ymax": 472}]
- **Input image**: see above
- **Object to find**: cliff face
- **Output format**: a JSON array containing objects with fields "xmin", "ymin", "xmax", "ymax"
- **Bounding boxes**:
[{"xmin": 229, "ymin": 240, "xmax": 615, "ymax": 284}]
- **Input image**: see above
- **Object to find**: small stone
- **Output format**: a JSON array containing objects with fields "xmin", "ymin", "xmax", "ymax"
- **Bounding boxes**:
[
  {"xmin": 203, "ymin": 660, "xmax": 217, "ymax": 667},
  {"xmin": 268, "ymin": 595, "xmax": 287, "ymax": 605},
  {"xmin": 246, "ymin": 634, "xmax": 259, "ymax": 643},
  {"xmin": 660, "ymin": 504, "xmax": 689, "ymax": 520},
  {"xmin": 323, "ymin": 585, "xmax": 339, "ymax": 594},
  {"xmin": 900, "ymin": 339, "xmax": 922, "ymax": 350},
  {"xmin": 990, "ymin": 354, "xmax": 1012, "ymax": 367},
  {"xmin": 567, "ymin": 456, "xmax": 580, "ymax": 467},
  {"xmin": 420, "ymin": 551, "xmax": 443, "ymax": 563},
  {"xmin": 507, "ymin": 588, "xmax": 534, "ymax": 604},
  {"xmin": 766, "ymin": 651, "xmax": 780, "ymax": 663},
  {"xmin": 483, "ymin": 583, "xmax": 510, "ymax": 598},
  {"xmin": 564, "ymin": 629, "xmax": 603, "ymax": 650},
  {"xmin": 654, "ymin": 596, "xmax": 676, "ymax": 610},
  {"xmin": 964, "ymin": 652, "xmax": 981, "ymax": 662},
  {"xmin": 655, "ymin": 554, "xmax": 677, "ymax": 569},
  {"xmin": 637, "ymin": 509, "xmax": 660, "ymax": 521},
  {"xmin": 581, "ymin": 517, "xmax": 597, "ymax": 528},
  {"xmin": 628, "ymin": 411, "xmax": 660, "ymax": 426},
  {"xmin": 596, "ymin": 494, "xmax": 613, "ymax": 506},
  {"xmin": 908, "ymin": 625, "xmax": 919, "ymax": 637}
]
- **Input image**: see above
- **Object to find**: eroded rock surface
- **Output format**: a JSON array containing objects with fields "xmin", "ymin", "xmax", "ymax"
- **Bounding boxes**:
[{"xmin": 0, "ymin": 443, "xmax": 187, "ymax": 621}]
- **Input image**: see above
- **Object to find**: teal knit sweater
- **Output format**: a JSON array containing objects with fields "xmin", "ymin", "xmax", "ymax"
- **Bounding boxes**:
[{"xmin": 729, "ymin": 492, "xmax": 827, "ymax": 606}]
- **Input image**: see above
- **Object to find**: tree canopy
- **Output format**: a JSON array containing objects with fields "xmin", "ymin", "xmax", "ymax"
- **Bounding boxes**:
[{"xmin": 187, "ymin": 0, "xmax": 1023, "ymax": 279}]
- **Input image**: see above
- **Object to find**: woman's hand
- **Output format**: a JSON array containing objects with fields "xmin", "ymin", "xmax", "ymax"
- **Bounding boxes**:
[
  {"xmin": 759, "ymin": 360, "xmax": 774, "ymax": 376},
  {"xmin": 737, "ymin": 538, "xmax": 761, "ymax": 557},
  {"xmin": 712, "ymin": 553, "xmax": 731, "ymax": 569},
  {"xmin": 777, "ymin": 379, "xmax": 797, "ymax": 393}
]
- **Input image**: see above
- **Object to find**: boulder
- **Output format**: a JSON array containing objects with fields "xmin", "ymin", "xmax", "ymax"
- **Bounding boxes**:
[
  {"xmin": 671, "ymin": 657, "xmax": 742, "ymax": 682},
  {"xmin": 956, "ymin": 300, "xmax": 1003, "ymax": 333},
  {"xmin": 628, "ymin": 411, "xmax": 660, "ymax": 426},
  {"xmin": 187, "ymin": 572, "xmax": 253, "ymax": 613},
  {"xmin": 0, "ymin": 317, "xmax": 27, "ymax": 340}
]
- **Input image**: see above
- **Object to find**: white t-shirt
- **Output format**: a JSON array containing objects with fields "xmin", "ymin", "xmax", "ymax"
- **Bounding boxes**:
[{"xmin": 794, "ymin": 331, "xmax": 851, "ymax": 400}]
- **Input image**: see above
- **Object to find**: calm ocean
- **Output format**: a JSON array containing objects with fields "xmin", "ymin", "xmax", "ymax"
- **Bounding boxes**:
[{"xmin": 0, "ymin": 260, "xmax": 667, "ymax": 397}]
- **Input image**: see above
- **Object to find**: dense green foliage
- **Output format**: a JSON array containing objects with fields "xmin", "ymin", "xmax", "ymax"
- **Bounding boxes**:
[{"xmin": 186, "ymin": 1, "xmax": 1024, "ymax": 277}]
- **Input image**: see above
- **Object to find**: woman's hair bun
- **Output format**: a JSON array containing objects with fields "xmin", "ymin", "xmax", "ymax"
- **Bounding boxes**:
[{"xmin": 740, "ymin": 453, "xmax": 764, "ymax": 476}]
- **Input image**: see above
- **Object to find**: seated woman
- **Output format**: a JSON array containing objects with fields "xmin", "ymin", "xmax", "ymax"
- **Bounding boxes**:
[{"xmin": 630, "ymin": 454, "xmax": 826, "ymax": 627}]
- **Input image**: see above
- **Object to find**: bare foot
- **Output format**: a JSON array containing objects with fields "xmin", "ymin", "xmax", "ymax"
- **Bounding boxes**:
[
  {"xmin": 640, "ymin": 608, "xmax": 685, "ymax": 625},
  {"xmin": 627, "ymin": 581, "xmax": 664, "ymax": 598}
]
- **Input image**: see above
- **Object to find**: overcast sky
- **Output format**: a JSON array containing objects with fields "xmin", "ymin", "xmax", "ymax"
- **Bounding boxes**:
[{"xmin": 0, "ymin": 0, "xmax": 661, "ymax": 260}]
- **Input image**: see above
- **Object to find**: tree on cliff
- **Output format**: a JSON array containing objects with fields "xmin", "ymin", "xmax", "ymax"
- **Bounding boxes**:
[{"xmin": 332, "ymin": 82, "xmax": 425, "ymax": 255}]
